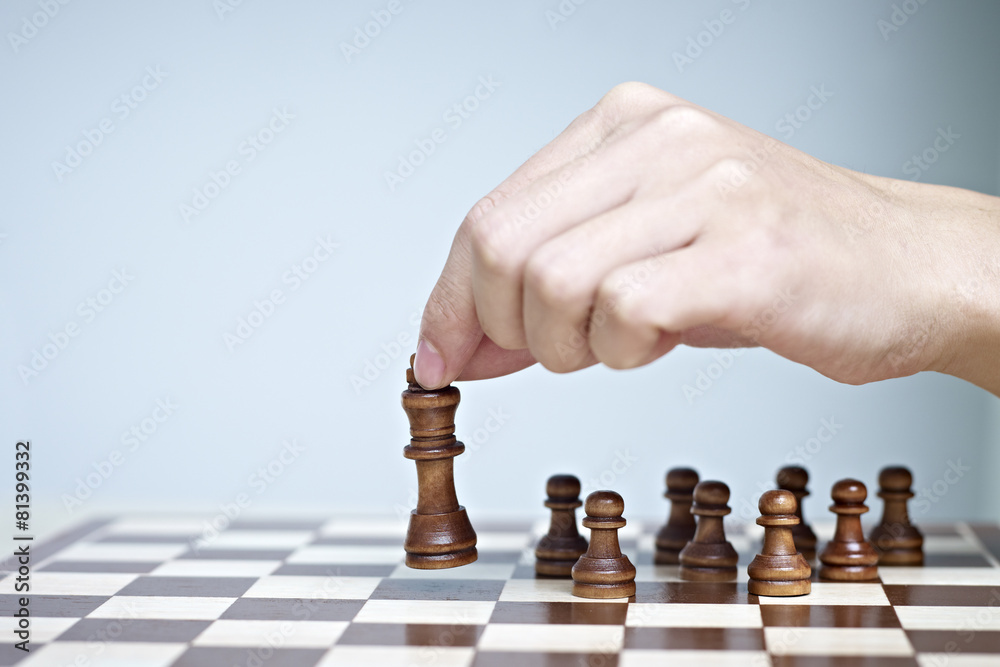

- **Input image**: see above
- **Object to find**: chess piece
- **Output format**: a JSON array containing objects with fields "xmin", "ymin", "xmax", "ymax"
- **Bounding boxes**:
[
  {"xmin": 402, "ymin": 355, "xmax": 477, "ymax": 568},
  {"xmin": 868, "ymin": 466, "xmax": 924, "ymax": 565},
  {"xmin": 747, "ymin": 490, "xmax": 812, "ymax": 596},
  {"xmin": 819, "ymin": 479, "xmax": 879, "ymax": 581},
  {"xmin": 571, "ymin": 491, "xmax": 636, "ymax": 598},
  {"xmin": 777, "ymin": 466, "xmax": 818, "ymax": 559},
  {"xmin": 654, "ymin": 467, "xmax": 699, "ymax": 565},
  {"xmin": 679, "ymin": 481, "xmax": 738, "ymax": 581},
  {"xmin": 535, "ymin": 474, "xmax": 588, "ymax": 577}
]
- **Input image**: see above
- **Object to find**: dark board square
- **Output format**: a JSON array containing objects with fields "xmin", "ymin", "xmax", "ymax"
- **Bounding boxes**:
[
  {"xmin": 473, "ymin": 652, "xmax": 618, "ymax": 667},
  {"xmin": 922, "ymin": 553, "xmax": 993, "ymax": 567},
  {"xmin": 760, "ymin": 605, "xmax": 901, "ymax": 628},
  {"xmin": 624, "ymin": 627, "xmax": 765, "ymax": 651},
  {"xmin": 771, "ymin": 657, "xmax": 919, "ymax": 667},
  {"xmin": 884, "ymin": 585, "xmax": 1000, "ymax": 606},
  {"xmin": 371, "ymin": 579, "xmax": 505, "ymax": 602},
  {"xmin": 489, "ymin": 602, "xmax": 628, "ymax": 625},
  {"xmin": 0, "ymin": 642, "xmax": 33, "ymax": 665},
  {"xmin": 273, "ymin": 563, "xmax": 397, "ymax": 577},
  {"xmin": 336, "ymin": 622, "xmax": 483, "ymax": 647},
  {"xmin": 634, "ymin": 581, "xmax": 756, "ymax": 604},
  {"xmin": 116, "ymin": 576, "xmax": 256, "ymax": 598},
  {"xmin": 96, "ymin": 534, "xmax": 194, "ymax": 544},
  {"xmin": 56, "ymin": 618, "xmax": 210, "ymax": 643},
  {"xmin": 311, "ymin": 536, "xmax": 401, "ymax": 546},
  {"xmin": 221, "ymin": 598, "xmax": 365, "ymax": 621},
  {"xmin": 474, "ymin": 550, "xmax": 524, "ymax": 564},
  {"xmin": 171, "ymin": 647, "xmax": 326, "ymax": 667},
  {"xmin": 906, "ymin": 629, "xmax": 1000, "ymax": 653},
  {"xmin": 227, "ymin": 519, "xmax": 326, "ymax": 530},
  {"xmin": 0, "ymin": 595, "xmax": 109, "ymax": 617},
  {"xmin": 970, "ymin": 524, "xmax": 1000, "ymax": 561},
  {"xmin": 39, "ymin": 560, "xmax": 158, "ymax": 574},
  {"xmin": 510, "ymin": 565, "xmax": 539, "ymax": 579}
]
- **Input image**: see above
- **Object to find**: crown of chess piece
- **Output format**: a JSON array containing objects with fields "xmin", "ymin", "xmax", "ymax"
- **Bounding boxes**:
[
  {"xmin": 401, "ymin": 354, "xmax": 477, "ymax": 569},
  {"xmin": 776, "ymin": 466, "xmax": 818, "ymax": 560},
  {"xmin": 679, "ymin": 480, "xmax": 739, "ymax": 581},
  {"xmin": 535, "ymin": 474, "xmax": 589, "ymax": 577},
  {"xmin": 868, "ymin": 466, "xmax": 924, "ymax": 565},
  {"xmin": 571, "ymin": 490, "xmax": 636, "ymax": 599},
  {"xmin": 654, "ymin": 467, "xmax": 699, "ymax": 565},
  {"xmin": 747, "ymin": 490, "xmax": 812, "ymax": 596},
  {"xmin": 819, "ymin": 478, "xmax": 879, "ymax": 581}
]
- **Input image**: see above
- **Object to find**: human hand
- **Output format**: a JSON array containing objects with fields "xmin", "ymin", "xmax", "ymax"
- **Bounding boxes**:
[{"xmin": 414, "ymin": 82, "xmax": 1000, "ymax": 394}]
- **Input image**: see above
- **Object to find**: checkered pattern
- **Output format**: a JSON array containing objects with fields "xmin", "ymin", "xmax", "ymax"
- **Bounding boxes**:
[{"xmin": 2, "ymin": 517, "xmax": 999, "ymax": 666}]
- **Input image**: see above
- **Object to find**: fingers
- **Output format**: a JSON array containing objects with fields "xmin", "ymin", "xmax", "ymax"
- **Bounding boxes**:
[
  {"xmin": 589, "ymin": 242, "xmax": 752, "ymax": 369},
  {"xmin": 416, "ymin": 104, "xmax": 616, "ymax": 389},
  {"xmin": 454, "ymin": 336, "xmax": 538, "ymax": 381}
]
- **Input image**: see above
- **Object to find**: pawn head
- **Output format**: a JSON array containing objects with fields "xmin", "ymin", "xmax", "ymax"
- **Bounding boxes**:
[
  {"xmin": 666, "ymin": 467, "xmax": 699, "ymax": 493},
  {"xmin": 546, "ymin": 474, "xmax": 581, "ymax": 501},
  {"xmin": 759, "ymin": 489, "xmax": 797, "ymax": 516},
  {"xmin": 777, "ymin": 466, "xmax": 809, "ymax": 491},
  {"xmin": 693, "ymin": 480, "xmax": 730, "ymax": 506},
  {"xmin": 879, "ymin": 466, "xmax": 913, "ymax": 492},
  {"xmin": 585, "ymin": 490, "xmax": 625, "ymax": 518},
  {"xmin": 831, "ymin": 478, "xmax": 867, "ymax": 504}
]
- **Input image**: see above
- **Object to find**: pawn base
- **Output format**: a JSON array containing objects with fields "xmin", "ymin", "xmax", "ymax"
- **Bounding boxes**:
[
  {"xmin": 535, "ymin": 558, "xmax": 577, "ymax": 577},
  {"xmin": 877, "ymin": 548, "xmax": 924, "ymax": 566},
  {"xmin": 654, "ymin": 548, "xmax": 682, "ymax": 565},
  {"xmin": 678, "ymin": 565, "xmax": 737, "ymax": 582},
  {"xmin": 819, "ymin": 564, "xmax": 878, "ymax": 581},
  {"xmin": 572, "ymin": 580, "xmax": 636, "ymax": 599},
  {"xmin": 748, "ymin": 577, "xmax": 811, "ymax": 597}
]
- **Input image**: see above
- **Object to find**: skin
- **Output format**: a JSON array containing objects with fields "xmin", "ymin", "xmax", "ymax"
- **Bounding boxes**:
[{"xmin": 414, "ymin": 82, "xmax": 1000, "ymax": 396}]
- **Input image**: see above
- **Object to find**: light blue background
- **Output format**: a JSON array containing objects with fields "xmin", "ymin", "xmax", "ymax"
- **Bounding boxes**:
[{"xmin": 2, "ymin": 0, "xmax": 999, "ymax": 537}]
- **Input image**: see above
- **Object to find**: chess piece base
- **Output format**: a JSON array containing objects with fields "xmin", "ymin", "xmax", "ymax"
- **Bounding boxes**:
[
  {"xmin": 876, "ymin": 548, "xmax": 924, "ymax": 566},
  {"xmin": 654, "ymin": 548, "xmax": 681, "ymax": 565},
  {"xmin": 535, "ymin": 558, "xmax": 578, "ymax": 577},
  {"xmin": 748, "ymin": 578, "xmax": 811, "ymax": 596},
  {"xmin": 678, "ymin": 565, "xmax": 737, "ymax": 581},
  {"xmin": 571, "ymin": 581, "xmax": 636, "ymax": 599},
  {"xmin": 819, "ymin": 564, "xmax": 878, "ymax": 581},
  {"xmin": 404, "ymin": 508, "xmax": 478, "ymax": 569}
]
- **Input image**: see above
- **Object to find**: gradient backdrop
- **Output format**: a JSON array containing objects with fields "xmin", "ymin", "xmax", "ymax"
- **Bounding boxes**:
[{"xmin": 3, "ymin": 0, "xmax": 999, "ymax": 537}]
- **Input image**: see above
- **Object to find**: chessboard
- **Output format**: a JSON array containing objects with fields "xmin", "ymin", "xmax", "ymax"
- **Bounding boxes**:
[{"xmin": 2, "ymin": 515, "xmax": 999, "ymax": 667}]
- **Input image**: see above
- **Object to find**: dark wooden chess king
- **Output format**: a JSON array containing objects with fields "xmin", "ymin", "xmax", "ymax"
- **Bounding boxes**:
[{"xmin": 401, "ymin": 355, "xmax": 477, "ymax": 568}]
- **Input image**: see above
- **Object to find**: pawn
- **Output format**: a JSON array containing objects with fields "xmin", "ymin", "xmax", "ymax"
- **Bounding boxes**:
[
  {"xmin": 776, "ymin": 466, "xmax": 818, "ymax": 559},
  {"xmin": 571, "ymin": 491, "xmax": 636, "ymax": 598},
  {"xmin": 819, "ymin": 479, "xmax": 879, "ymax": 581},
  {"xmin": 654, "ymin": 467, "xmax": 699, "ymax": 564},
  {"xmin": 868, "ymin": 466, "xmax": 924, "ymax": 565},
  {"xmin": 535, "ymin": 474, "xmax": 589, "ymax": 577},
  {"xmin": 679, "ymin": 481, "xmax": 738, "ymax": 581},
  {"xmin": 747, "ymin": 490, "xmax": 812, "ymax": 596}
]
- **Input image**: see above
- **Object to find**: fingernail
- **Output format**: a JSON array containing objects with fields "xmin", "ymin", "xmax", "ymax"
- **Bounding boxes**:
[{"xmin": 414, "ymin": 339, "xmax": 445, "ymax": 389}]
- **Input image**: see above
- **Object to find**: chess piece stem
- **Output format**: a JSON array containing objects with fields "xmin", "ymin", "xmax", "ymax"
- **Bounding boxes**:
[{"xmin": 679, "ymin": 481, "xmax": 738, "ymax": 581}]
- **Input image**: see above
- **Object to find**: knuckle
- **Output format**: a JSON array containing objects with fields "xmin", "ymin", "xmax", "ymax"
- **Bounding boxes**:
[
  {"xmin": 649, "ymin": 104, "xmax": 717, "ymax": 135},
  {"xmin": 524, "ymin": 252, "xmax": 583, "ymax": 309},
  {"xmin": 468, "ymin": 208, "xmax": 517, "ymax": 280}
]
